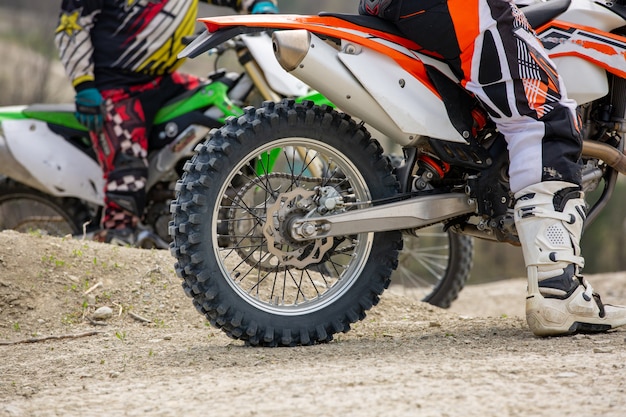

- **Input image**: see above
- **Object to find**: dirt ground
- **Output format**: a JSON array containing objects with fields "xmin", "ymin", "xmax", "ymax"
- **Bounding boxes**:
[{"xmin": 1, "ymin": 230, "xmax": 625, "ymax": 417}]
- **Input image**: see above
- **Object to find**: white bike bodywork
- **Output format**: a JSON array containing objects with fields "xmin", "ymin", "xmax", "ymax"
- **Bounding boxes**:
[
  {"xmin": 0, "ymin": 114, "xmax": 104, "ymax": 204},
  {"xmin": 286, "ymin": 33, "xmax": 466, "ymax": 145}
]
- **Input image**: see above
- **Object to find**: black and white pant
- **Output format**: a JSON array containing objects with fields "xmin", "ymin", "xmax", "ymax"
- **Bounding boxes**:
[{"xmin": 360, "ymin": 0, "xmax": 582, "ymax": 193}]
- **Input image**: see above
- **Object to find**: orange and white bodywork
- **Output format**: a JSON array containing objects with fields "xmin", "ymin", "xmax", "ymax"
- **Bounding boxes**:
[
  {"xmin": 533, "ymin": 0, "xmax": 626, "ymax": 104},
  {"xmin": 185, "ymin": 14, "xmax": 468, "ymax": 145},
  {"xmin": 182, "ymin": 0, "xmax": 626, "ymax": 144}
]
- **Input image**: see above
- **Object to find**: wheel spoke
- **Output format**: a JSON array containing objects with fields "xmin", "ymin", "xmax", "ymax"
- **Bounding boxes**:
[{"xmin": 213, "ymin": 137, "xmax": 375, "ymax": 314}]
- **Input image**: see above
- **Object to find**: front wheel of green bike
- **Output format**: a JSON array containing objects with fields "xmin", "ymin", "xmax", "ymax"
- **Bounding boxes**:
[{"xmin": 391, "ymin": 225, "xmax": 474, "ymax": 308}]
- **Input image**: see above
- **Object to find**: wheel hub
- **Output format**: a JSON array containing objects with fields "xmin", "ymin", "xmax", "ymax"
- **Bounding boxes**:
[{"xmin": 263, "ymin": 188, "xmax": 333, "ymax": 268}]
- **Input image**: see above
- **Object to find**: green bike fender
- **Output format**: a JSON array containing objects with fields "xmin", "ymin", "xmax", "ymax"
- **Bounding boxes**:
[
  {"xmin": 154, "ymin": 82, "xmax": 245, "ymax": 125},
  {"xmin": 257, "ymin": 91, "xmax": 334, "ymax": 176},
  {"xmin": 26, "ymin": 111, "xmax": 87, "ymax": 131},
  {"xmin": 0, "ymin": 106, "xmax": 88, "ymax": 131},
  {"xmin": 0, "ymin": 106, "xmax": 28, "ymax": 122}
]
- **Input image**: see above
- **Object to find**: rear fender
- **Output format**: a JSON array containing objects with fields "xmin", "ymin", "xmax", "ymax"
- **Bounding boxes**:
[{"xmin": 183, "ymin": 15, "xmax": 465, "ymax": 145}]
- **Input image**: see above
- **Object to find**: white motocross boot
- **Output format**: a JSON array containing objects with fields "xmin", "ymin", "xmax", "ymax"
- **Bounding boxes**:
[{"xmin": 514, "ymin": 181, "xmax": 626, "ymax": 336}]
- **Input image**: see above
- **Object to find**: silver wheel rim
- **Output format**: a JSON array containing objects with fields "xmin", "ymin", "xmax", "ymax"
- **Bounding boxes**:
[{"xmin": 212, "ymin": 138, "xmax": 375, "ymax": 315}]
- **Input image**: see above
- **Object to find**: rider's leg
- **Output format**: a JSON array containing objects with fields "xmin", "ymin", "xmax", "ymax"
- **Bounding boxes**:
[
  {"xmin": 90, "ymin": 86, "xmax": 150, "ymax": 237},
  {"xmin": 458, "ymin": 0, "xmax": 626, "ymax": 335},
  {"xmin": 361, "ymin": 0, "xmax": 626, "ymax": 335},
  {"xmin": 90, "ymin": 73, "xmax": 203, "ymax": 244},
  {"xmin": 457, "ymin": 0, "xmax": 626, "ymax": 335}
]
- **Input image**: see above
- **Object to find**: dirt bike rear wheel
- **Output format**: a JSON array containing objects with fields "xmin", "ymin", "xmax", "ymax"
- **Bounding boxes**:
[
  {"xmin": 0, "ymin": 178, "xmax": 90, "ymax": 236},
  {"xmin": 170, "ymin": 100, "xmax": 403, "ymax": 346}
]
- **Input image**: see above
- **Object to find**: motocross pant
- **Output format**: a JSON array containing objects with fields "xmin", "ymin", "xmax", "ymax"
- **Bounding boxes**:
[
  {"xmin": 359, "ymin": 1, "xmax": 626, "ymax": 337},
  {"xmin": 359, "ymin": 0, "xmax": 583, "ymax": 194},
  {"xmin": 89, "ymin": 72, "xmax": 201, "ymax": 230}
]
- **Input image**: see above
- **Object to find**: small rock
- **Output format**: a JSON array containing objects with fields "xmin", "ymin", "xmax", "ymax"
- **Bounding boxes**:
[
  {"xmin": 92, "ymin": 306, "xmax": 113, "ymax": 321},
  {"xmin": 593, "ymin": 347, "xmax": 614, "ymax": 354}
]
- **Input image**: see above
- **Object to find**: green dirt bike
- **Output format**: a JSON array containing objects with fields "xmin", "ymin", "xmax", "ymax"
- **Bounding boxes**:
[{"xmin": 0, "ymin": 32, "xmax": 473, "ymax": 308}]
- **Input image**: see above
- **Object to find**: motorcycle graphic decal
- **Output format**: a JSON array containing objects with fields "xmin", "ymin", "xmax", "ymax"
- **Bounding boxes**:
[{"xmin": 536, "ymin": 21, "xmax": 626, "ymax": 78}]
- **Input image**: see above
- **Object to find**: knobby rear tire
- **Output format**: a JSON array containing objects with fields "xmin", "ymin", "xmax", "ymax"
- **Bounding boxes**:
[{"xmin": 170, "ymin": 100, "xmax": 402, "ymax": 346}]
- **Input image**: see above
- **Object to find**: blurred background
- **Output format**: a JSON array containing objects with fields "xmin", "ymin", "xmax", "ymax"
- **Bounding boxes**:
[
  {"xmin": 0, "ymin": 0, "xmax": 359, "ymax": 105},
  {"xmin": 1, "ymin": 0, "xmax": 625, "ymax": 283}
]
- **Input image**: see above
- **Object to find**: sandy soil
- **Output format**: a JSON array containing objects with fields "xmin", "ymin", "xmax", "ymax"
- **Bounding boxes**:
[{"xmin": 1, "ymin": 230, "xmax": 625, "ymax": 417}]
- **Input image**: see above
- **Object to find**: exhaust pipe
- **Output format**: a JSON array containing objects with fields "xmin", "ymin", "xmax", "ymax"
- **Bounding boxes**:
[
  {"xmin": 583, "ymin": 140, "xmax": 626, "ymax": 174},
  {"xmin": 272, "ymin": 30, "xmax": 418, "ymax": 146},
  {"xmin": 272, "ymin": 30, "xmax": 311, "ymax": 72}
]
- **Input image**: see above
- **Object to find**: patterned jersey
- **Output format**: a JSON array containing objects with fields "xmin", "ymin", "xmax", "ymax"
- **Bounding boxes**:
[{"xmin": 55, "ymin": 0, "xmax": 258, "ymax": 91}]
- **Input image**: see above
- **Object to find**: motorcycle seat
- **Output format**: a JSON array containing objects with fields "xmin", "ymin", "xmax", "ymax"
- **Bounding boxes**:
[
  {"xmin": 522, "ymin": 0, "xmax": 571, "ymax": 29},
  {"xmin": 318, "ymin": 12, "xmax": 404, "ymax": 39}
]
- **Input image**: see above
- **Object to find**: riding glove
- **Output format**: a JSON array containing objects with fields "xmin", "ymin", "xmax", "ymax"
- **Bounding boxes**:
[
  {"xmin": 250, "ymin": 0, "xmax": 278, "ymax": 14},
  {"xmin": 74, "ymin": 88, "xmax": 105, "ymax": 132}
]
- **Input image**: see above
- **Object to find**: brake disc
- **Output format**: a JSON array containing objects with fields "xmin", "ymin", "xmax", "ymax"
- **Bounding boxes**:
[{"xmin": 263, "ymin": 187, "xmax": 334, "ymax": 268}]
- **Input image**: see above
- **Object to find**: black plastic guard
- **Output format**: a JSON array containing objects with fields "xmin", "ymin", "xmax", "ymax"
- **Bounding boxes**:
[{"xmin": 179, "ymin": 27, "xmax": 266, "ymax": 59}]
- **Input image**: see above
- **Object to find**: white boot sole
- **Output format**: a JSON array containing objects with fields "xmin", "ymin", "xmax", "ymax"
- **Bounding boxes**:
[{"xmin": 526, "ymin": 290, "xmax": 626, "ymax": 336}]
